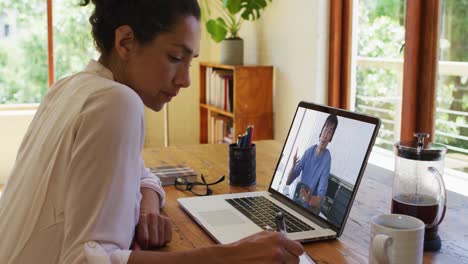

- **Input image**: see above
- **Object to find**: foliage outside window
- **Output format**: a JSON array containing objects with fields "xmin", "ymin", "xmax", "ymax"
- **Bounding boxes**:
[
  {"xmin": 0, "ymin": 0, "xmax": 94, "ymax": 105},
  {"xmin": 354, "ymin": 0, "xmax": 468, "ymax": 173},
  {"xmin": 354, "ymin": 0, "xmax": 405, "ymax": 150},
  {"xmin": 435, "ymin": 0, "xmax": 468, "ymax": 172}
]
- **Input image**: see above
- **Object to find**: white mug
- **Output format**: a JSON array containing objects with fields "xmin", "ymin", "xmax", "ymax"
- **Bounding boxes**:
[{"xmin": 369, "ymin": 214, "xmax": 425, "ymax": 264}]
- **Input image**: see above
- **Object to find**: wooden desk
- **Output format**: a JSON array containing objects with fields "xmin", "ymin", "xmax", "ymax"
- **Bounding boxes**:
[{"xmin": 143, "ymin": 140, "xmax": 468, "ymax": 263}]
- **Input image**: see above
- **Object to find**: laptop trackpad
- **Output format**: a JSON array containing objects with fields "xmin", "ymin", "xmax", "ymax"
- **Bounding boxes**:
[{"xmin": 199, "ymin": 210, "xmax": 245, "ymax": 226}]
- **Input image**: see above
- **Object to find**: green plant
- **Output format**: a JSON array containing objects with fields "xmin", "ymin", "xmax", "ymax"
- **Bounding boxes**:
[{"xmin": 202, "ymin": 0, "xmax": 271, "ymax": 42}]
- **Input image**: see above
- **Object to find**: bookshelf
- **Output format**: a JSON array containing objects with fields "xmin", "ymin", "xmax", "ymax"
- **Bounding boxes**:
[{"xmin": 199, "ymin": 62, "xmax": 274, "ymax": 144}]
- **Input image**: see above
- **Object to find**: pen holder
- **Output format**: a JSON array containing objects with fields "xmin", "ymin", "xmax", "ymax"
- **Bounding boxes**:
[{"xmin": 228, "ymin": 143, "xmax": 256, "ymax": 186}]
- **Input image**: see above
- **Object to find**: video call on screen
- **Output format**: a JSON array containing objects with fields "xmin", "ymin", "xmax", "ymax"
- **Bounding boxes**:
[{"xmin": 271, "ymin": 107, "xmax": 376, "ymax": 227}]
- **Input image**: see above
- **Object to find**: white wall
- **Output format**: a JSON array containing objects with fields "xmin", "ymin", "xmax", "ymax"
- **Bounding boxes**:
[
  {"xmin": 0, "ymin": 109, "xmax": 35, "ymax": 182},
  {"xmin": 251, "ymin": 0, "xmax": 330, "ymax": 141}
]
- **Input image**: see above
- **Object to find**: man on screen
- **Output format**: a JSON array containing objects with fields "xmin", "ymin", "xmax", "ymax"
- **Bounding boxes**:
[{"xmin": 285, "ymin": 114, "xmax": 338, "ymax": 213}]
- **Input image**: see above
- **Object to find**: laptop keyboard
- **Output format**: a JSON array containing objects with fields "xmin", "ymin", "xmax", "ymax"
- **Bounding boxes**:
[{"xmin": 225, "ymin": 196, "xmax": 315, "ymax": 233}]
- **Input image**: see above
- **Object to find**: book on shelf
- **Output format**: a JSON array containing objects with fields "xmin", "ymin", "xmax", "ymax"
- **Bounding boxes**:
[
  {"xmin": 149, "ymin": 165, "xmax": 197, "ymax": 186},
  {"xmin": 208, "ymin": 114, "xmax": 233, "ymax": 144},
  {"xmin": 204, "ymin": 67, "xmax": 233, "ymax": 112}
]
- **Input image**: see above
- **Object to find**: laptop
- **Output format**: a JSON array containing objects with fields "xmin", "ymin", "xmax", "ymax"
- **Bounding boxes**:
[{"xmin": 178, "ymin": 101, "xmax": 381, "ymax": 245}]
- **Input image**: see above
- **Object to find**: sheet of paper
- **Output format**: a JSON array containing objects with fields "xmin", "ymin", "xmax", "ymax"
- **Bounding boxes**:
[{"xmin": 300, "ymin": 253, "xmax": 317, "ymax": 264}]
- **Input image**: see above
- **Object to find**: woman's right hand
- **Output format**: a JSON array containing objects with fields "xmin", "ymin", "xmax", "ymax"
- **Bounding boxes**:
[
  {"xmin": 128, "ymin": 230, "xmax": 304, "ymax": 264},
  {"xmin": 224, "ymin": 231, "xmax": 304, "ymax": 264}
]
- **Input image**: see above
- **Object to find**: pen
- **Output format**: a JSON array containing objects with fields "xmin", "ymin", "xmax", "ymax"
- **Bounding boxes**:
[
  {"xmin": 237, "ymin": 125, "xmax": 255, "ymax": 148},
  {"xmin": 276, "ymin": 211, "xmax": 317, "ymax": 264},
  {"xmin": 275, "ymin": 211, "xmax": 287, "ymax": 236},
  {"xmin": 248, "ymin": 125, "xmax": 254, "ymax": 147}
]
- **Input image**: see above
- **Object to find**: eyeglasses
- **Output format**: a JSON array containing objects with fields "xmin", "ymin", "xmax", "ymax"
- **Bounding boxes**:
[{"xmin": 174, "ymin": 174, "xmax": 225, "ymax": 196}]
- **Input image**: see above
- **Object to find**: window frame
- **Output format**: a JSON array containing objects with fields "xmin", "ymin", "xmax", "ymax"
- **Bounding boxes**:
[
  {"xmin": 328, "ymin": 0, "xmax": 442, "ymax": 144},
  {"xmin": 47, "ymin": 0, "xmax": 54, "ymax": 87},
  {"xmin": 328, "ymin": 0, "xmax": 353, "ymax": 110},
  {"xmin": 400, "ymin": 0, "xmax": 441, "ymax": 143}
]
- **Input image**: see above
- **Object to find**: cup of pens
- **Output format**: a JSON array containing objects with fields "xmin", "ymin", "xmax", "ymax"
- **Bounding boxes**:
[{"xmin": 229, "ymin": 125, "xmax": 256, "ymax": 186}]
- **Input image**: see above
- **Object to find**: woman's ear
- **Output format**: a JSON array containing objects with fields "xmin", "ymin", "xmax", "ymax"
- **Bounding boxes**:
[{"xmin": 114, "ymin": 25, "xmax": 137, "ymax": 60}]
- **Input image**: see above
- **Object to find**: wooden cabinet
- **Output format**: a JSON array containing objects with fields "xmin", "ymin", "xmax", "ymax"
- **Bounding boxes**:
[{"xmin": 199, "ymin": 62, "xmax": 274, "ymax": 144}]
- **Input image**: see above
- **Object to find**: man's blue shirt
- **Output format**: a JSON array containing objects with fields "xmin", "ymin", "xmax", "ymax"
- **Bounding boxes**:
[{"xmin": 290, "ymin": 145, "xmax": 331, "ymax": 205}]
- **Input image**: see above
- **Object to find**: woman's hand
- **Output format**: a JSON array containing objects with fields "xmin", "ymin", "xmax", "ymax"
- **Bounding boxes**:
[
  {"xmin": 129, "ymin": 230, "xmax": 304, "ymax": 264},
  {"xmin": 132, "ymin": 187, "xmax": 173, "ymax": 250},
  {"xmin": 132, "ymin": 211, "xmax": 173, "ymax": 250},
  {"xmin": 223, "ymin": 231, "xmax": 304, "ymax": 264}
]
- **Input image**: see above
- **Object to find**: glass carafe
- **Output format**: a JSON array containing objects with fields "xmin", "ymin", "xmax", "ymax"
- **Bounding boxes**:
[{"xmin": 391, "ymin": 133, "xmax": 447, "ymax": 251}]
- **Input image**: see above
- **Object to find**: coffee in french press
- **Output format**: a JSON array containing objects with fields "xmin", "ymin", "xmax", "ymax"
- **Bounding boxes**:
[{"xmin": 392, "ymin": 133, "xmax": 447, "ymax": 251}]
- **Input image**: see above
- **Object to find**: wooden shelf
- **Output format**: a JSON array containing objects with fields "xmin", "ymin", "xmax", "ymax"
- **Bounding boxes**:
[
  {"xmin": 199, "ymin": 62, "xmax": 274, "ymax": 144},
  {"xmin": 199, "ymin": 61, "xmax": 274, "ymax": 70},
  {"xmin": 200, "ymin": 104, "xmax": 234, "ymax": 118}
]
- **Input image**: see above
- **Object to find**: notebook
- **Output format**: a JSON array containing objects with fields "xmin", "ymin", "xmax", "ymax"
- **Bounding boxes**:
[
  {"xmin": 149, "ymin": 165, "xmax": 197, "ymax": 186},
  {"xmin": 178, "ymin": 101, "xmax": 380, "ymax": 245}
]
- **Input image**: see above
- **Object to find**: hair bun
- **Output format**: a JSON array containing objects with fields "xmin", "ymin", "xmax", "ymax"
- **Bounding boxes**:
[{"xmin": 82, "ymin": 0, "xmax": 200, "ymax": 53}]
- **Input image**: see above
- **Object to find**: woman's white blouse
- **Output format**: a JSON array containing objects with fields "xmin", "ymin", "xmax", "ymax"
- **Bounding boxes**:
[{"xmin": 0, "ymin": 60, "xmax": 165, "ymax": 264}]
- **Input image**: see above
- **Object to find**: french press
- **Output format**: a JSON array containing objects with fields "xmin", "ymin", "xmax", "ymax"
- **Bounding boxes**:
[{"xmin": 392, "ymin": 133, "xmax": 447, "ymax": 251}]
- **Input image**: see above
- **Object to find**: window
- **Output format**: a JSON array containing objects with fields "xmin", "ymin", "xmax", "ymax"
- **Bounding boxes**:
[
  {"xmin": 435, "ymin": 0, "xmax": 468, "ymax": 172},
  {"xmin": 352, "ymin": 0, "xmax": 406, "ymax": 151},
  {"xmin": 0, "ymin": 0, "xmax": 94, "ymax": 105},
  {"xmin": 330, "ymin": 0, "xmax": 468, "ymax": 174}
]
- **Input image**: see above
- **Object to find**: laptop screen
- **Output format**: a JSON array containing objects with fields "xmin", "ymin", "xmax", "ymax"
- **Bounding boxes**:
[{"xmin": 270, "ymin": 102, "xmax": 379, "ymax": 230}]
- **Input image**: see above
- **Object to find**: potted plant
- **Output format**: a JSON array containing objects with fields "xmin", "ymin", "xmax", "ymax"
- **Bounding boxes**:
[{"xmin": 201, "ymin": 0, "xmax": 272, "ymax": 65}]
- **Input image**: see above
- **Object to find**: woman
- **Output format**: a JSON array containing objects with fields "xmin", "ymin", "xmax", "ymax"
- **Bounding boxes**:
[{"xmin": 0, "ymin": 0, "xmax": 303, "ymax": 263}]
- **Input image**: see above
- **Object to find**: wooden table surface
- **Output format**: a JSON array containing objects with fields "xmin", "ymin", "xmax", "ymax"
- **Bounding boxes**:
[{"xmin": 142, "ymin": 140, "xmax": 468, "ymax": 263}]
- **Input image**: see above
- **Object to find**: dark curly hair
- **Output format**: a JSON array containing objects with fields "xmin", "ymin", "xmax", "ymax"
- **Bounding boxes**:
[{"xmin": 80, "ymin": 0, "xmax": 200, "ymax": 54}]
